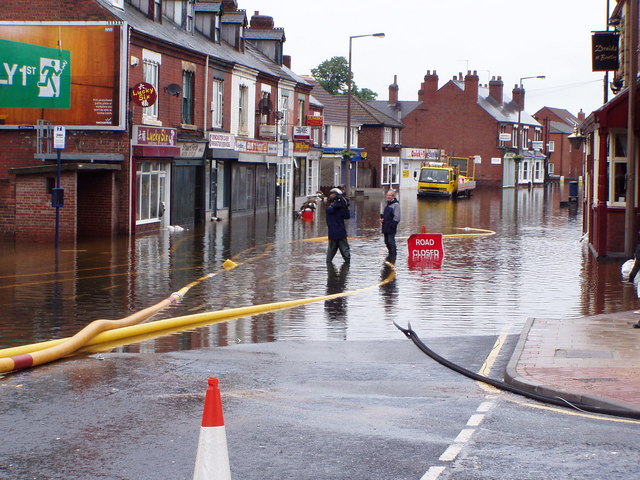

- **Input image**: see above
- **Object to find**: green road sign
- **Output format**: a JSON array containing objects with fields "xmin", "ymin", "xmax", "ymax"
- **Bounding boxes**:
[{"xmin": 0, "ymin": 38, "xmax": 71, "ymax": 109}]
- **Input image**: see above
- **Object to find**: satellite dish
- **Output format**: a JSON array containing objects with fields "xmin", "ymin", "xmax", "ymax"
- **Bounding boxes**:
[
  {"xmin": 164, "ymin": 83, "xmax": 182, "ymax": 97},
  {"xmin": 274, "ymin": 111, "xmax": 284, "ymax": 120}
]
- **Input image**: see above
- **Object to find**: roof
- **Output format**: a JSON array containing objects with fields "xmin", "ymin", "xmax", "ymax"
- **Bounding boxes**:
[
  {"xmin": 451, "ymin": 79, "xmax": 542, "ymax": 127},
  {"xmin": 304, "ymin": 78, "xmax": 402, "ymax": 128},
  {"xmin": 549, "ymin": 121, "xmax": 574, "ymax": 135},
  {"xmin": 194, "ymin": 1, "xmax": 222, "ymax": 13},
  {"xmin": 367, "ymin": 100, "xmax": 421, "ymax": 121},
  {"xmin": 96, "ymin": 0, "xmax": 307, "ymax": 87},
  {"xmin": 244, "ymin": 29, "xmax": 285, "ymax": 42}
]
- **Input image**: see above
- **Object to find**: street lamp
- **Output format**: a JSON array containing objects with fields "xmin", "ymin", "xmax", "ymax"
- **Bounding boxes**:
[
  {"xmin": 515, "ymin": 75, "xmax": 545, "ymax": 186},
  {"xmin": 345, "ymin": 32, "xmax": 385, "ymax": 196}
]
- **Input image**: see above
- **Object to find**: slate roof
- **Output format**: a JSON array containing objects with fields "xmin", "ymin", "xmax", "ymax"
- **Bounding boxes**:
[
  {"xmin": 245, "ymin": 29, "xmax": 285, "ymax": 42},
  {"xmin": 450, "ymin": 80, "xmax": 542, "ymax": 127},
  {"xmin": 367, "ymin": 100, "xmax": 421, "ymax": 122},
  {"xmin": 541, "ymin": 107, "xmax": 579, "ymax": 126},
  {"xmin": 549, "ymin": 120, "xmax": 574, "ymax": 135},
  {"xmin": 303, "ymin": 77, "xmax": 402, "ymax": 128},
  {"xmin": 96, "ymin": 0, "xmax": 307, "ymax": 87}
]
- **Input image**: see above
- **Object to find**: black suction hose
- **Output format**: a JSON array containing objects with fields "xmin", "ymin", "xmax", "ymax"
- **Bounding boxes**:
[{"xmin": 394, "ymin": 322, "xmax": 640, "ymax": 420}]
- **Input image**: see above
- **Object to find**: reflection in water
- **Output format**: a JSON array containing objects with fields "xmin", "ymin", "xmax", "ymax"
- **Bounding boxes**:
[
  {"xmin": 325, "ymin": 262, "xmax": 349, "ymax": 339},
  {"xmin": 1, "ymin": 184, "xmax": 640, "ymax": 352},
  {"xmin": 379, "ymin": 263, "xmax": 397, "ymax": 314}
]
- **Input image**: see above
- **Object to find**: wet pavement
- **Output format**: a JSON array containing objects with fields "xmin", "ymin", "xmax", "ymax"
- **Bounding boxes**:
[{"xmin": 506, "ymin": 310, "xmax": 640, "ymax": 414}]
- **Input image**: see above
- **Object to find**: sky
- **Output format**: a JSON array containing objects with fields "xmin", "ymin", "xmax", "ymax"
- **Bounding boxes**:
[{"xmin": 242, "ymin": 0, "xmax": 613, "ymax": 117}]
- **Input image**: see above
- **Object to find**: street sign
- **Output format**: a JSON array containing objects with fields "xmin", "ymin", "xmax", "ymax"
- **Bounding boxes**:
[
  {"xmin": 407, "ymin": 233, "xmax": 444, "ymax": 269},
  {"xmin": 53, "ymin": 126, "xmax": 66, "ymax": 149}
]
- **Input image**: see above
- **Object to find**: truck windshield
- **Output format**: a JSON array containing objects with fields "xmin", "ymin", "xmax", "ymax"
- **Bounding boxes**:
[{"xmin": 419, "ymin": 168, "xmax": 450, "ymax": 184}]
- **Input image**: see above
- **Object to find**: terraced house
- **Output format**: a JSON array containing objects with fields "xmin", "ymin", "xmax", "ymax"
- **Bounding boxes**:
[{"xmin": 0, "ymin": 0, "xmax": 312, "ymax": 241}]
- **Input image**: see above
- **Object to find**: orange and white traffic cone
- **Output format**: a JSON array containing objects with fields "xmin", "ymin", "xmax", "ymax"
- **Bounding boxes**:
[{"xmin": 193, "ymin": 377, "xmax": 231, "ymax": 480}]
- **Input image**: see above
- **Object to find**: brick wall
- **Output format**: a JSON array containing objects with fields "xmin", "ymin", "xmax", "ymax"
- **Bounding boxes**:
[
  {"xmin": 1, "ymin": 0, "xmax": 117, "ymax": 21},
  {"xmin": 15, "ymin": 172, "xmax": 77, "ymax": 242},
  {"xmin": 403, "ymin": 78, "xmax": 506, "ymax": 187}
]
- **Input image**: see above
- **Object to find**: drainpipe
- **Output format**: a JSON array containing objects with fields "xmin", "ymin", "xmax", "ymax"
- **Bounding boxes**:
[{"xmin": 625, "ymin": 0, "xmax": 638, "ymax": 257}]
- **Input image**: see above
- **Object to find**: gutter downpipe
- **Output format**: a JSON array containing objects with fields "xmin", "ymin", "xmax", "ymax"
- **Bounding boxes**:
[{"xmin": 625, "ymin": 0, "xmax": 638, "ymax": 257}]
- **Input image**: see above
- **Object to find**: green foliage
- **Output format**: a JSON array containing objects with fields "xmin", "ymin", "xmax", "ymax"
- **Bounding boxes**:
[{"xmin": 311, "ymin": 56, "xmax": 378, "ymax": 100}]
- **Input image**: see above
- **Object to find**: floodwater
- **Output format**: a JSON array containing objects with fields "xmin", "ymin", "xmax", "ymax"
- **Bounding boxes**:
[{"xmin": 1, "ymin": 184, "xmax": 638, "ymax": 354}]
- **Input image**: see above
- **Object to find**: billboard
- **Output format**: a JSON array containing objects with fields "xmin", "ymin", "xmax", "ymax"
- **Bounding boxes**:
[{"xmin": 0, "ymin": 22, "xmax": 127, "ymax": 130}]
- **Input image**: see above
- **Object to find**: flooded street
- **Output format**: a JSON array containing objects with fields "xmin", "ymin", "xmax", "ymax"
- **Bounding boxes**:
[{"xmin": 1, "ymin": 184, "xmax": 638, "ymax": 353}]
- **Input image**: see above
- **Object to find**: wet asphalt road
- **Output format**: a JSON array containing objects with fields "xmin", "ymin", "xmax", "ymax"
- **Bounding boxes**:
[{"xmin": 2, "ymin": 335, "xmax": 638, "ymax": 480}]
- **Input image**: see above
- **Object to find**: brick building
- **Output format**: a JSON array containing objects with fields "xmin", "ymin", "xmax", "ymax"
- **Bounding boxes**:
[
  {"xmin": 0, "ymin": 0, "xmax": 312, "ymax": 242},
  {"xmin": 395, "ymin": 70, "xmax": 543, "ymax": 187},
  {"xmin": 534, "ymin": 107, "xmax": 584, "ymax": 181}
]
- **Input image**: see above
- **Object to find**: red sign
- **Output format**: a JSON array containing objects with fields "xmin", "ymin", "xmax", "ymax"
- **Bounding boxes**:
[
  {"xmin": 407, "ymin": 233, "xmax": 444, "ymax": 269},
  {"xmin": 131, "ymin": 82, "xmax": 157, "ymax": 108},
  {"xmin": 306, "ymin": 115, "xmax": 324, "ymax": 127}
]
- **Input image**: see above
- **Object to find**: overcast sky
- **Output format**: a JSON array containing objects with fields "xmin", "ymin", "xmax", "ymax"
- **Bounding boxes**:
[{"xmin": 242, "ymin": 0, "xmax": 613, "ymax": 117}]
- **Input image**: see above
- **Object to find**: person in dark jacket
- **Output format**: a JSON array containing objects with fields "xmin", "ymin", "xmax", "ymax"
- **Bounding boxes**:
[
  {"xmin": 325, "ymin": 188, "xmax": 351, "ymax": 264},
  {"xmin": 380, "ymin": 189, "xmax": 400, "ymax": 264}
]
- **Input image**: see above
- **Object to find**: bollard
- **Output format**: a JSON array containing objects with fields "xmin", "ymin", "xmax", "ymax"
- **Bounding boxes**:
[{"xmin": 193, "ymin": 377, "xmax": 231, "ymax": 480}]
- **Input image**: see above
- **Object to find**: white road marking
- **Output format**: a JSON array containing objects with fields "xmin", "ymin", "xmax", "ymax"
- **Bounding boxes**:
[{"xmin": 420, "ymin": 466, "xmax": 446, "ymax": 480}]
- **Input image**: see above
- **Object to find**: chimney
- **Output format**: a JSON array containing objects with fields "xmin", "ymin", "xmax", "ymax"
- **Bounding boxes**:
[
  {"xmin": 250, "ymin": 11, "xmax": 275, "ymax": 29},
  {"xmin": 389, "ymin": 75, "xmax": 399, "ymax": 105},
  {"xmin": 221, "ymin": 0, "xmax": 238, "ymax": 12},
  {"xmin": 489, "ymin": 76, "xmax": 504, "ymax": 105},
  {"xmin": 512, "ymin": 84, "xmax": 525, "ymax": 111},
  {"xmin": 577, "ymin": 109, "xmax": 585, "ymax": 122},
  {"xmin": 283, "ymin": 55, "xmax": 291, "ymax": 69},
  {"xmin": 464, "ymin": 70, "xmax": 479, "ymax": 101},
  {"xmin": 418, "ymin": 70, "xmax": 438, "ymax": 102}
]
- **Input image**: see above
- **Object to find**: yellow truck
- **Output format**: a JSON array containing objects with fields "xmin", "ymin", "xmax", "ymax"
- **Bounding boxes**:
[{"xmin": 415, "ymin": 157, "xmax": 476, "ymax": 198}]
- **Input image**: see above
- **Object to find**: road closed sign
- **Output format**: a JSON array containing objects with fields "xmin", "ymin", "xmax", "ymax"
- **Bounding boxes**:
[{"xmin": 407, "ymin": 233, "xmax": 444, "ymax": 269}]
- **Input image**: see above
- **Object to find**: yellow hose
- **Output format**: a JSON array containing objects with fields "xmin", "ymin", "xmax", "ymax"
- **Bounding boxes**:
[{"xmin": 0, "ymin": 263, "xmax": 395, "ymax": 373}]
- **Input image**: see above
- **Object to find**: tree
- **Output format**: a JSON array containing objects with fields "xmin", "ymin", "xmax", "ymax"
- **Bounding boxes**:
[{"xmin": 311, "ymin": 56, "xmax": 378, "ymax": 100}]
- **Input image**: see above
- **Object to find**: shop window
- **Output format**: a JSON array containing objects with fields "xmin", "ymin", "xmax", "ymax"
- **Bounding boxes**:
[{"xmin": 137, "ymin": 161, "xmax": 166, "ymax": 223}]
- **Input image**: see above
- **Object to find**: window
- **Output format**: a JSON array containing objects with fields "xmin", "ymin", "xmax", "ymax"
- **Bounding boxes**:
[
  {"xmin": 384, "ymin": 127, "xmax": 392, "ymax": 144},
  {"xmin": 381, "ymin": 157, "xmax": 399, "ymax": 185},
  {"xmin": 280, "ymin": 94, "xmax": 289, "ymax": 137},
  {"xmin": 259, "ymin": 91, "xmax": 271, "ymax": 125},
  {"xmin": 297, "ymin": 97, "xmax": 305, "ymax": 126},
  {"xmin": 498, "ymin": 124, "xmax": 509, "ymax": 148},
  {"xmin": 181, "ymin": 70, "xmax": 194, "ymax": 125},
  {"xmin": 393, "ymin": 128, "xmax": 401, "ymax": 145},
  {"xmin": 212, "ymin": 79, "xmax": 223, "ymax": 128},
  {"xmin": 137, "ymin": 162, "xmax": 166, "ymax": 223},
  {"xmin": 238, "ymin": 85, "xmax": 248, "ymax": 135},
  {"xmin": 324, "ymin": 125, "xmax": 331, "ymax": 145},
  {"xmin": 610, "ymin": 132, "xmax": 628, "ymax": 204},
  {"xmin": 512, "ymin": 126, "xmax": 518, "ymax": 148},
  {"xmin": 142, "ymin": 49, "xmax": 161, "ymax": 121},
  {"xmin": 164, "ymin": 0, "xmax": 184, "ymax": 27}
]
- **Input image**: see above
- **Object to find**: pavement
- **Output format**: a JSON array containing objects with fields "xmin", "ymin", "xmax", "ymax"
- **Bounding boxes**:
[{"xmin": 505, "ymin": 310, "xmax": 640, "ymax": 415}]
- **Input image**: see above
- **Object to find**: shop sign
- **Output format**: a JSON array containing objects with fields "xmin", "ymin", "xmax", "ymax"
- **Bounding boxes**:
[
  {"xmin": 131, "ymin": 82, "xmax": 157, "ymax": 108},
  {"xmin": 592, "ymin": 31, "xmax": 619, "ymax": 71},
  {"xmin": 293, "ymin": 126, "xmax": 311, "ymax": 139},
  {"xmin": 133, "ymin": 125, "xmax": 177, "ymax": 146},
  {"xmin": 235, "ymin": 138, "xmax": 277, "ymax": 155},
  {"xmin": 179, "ymin": 142, "xmax": 206, "ymax": 158},
  {"xmin": 294, "ymin": 141, "xmax": 310, "ymax": 153},
  {"xmin": 258, "ymin": 124, "xmax": 276, "ymax": 138},
  {"xmin": 208, "ymin": 132, "xmax": 235, "ymax": 149},
  {"xmin": 426, "ymin": 149, "xmax": 442, "ymax": 160},
  {"xmin": 401, "ymin": 147, "xmax": 427, "ymax": 159},
  {"xmin": 306, "ymin": 115, "xmax": 323, "ymax": 127}
]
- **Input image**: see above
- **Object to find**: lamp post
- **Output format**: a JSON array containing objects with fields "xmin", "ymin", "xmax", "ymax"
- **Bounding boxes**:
[
  {"xmin": 515, "ymin": 75, "xmax": 545, "ymax": 186},
  {"xmin": 345, "ymin": 32, "xmax": 385, "ymax": 196}
]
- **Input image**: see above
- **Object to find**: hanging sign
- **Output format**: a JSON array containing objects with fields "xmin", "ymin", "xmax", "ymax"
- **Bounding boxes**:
[
  {"xmin": 592, "ymin": 31, "xmax": 619, "ymax": 72},
  {"xmin": 131, "ymin": 82, "xmax": 157, "ymax": 107}
]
